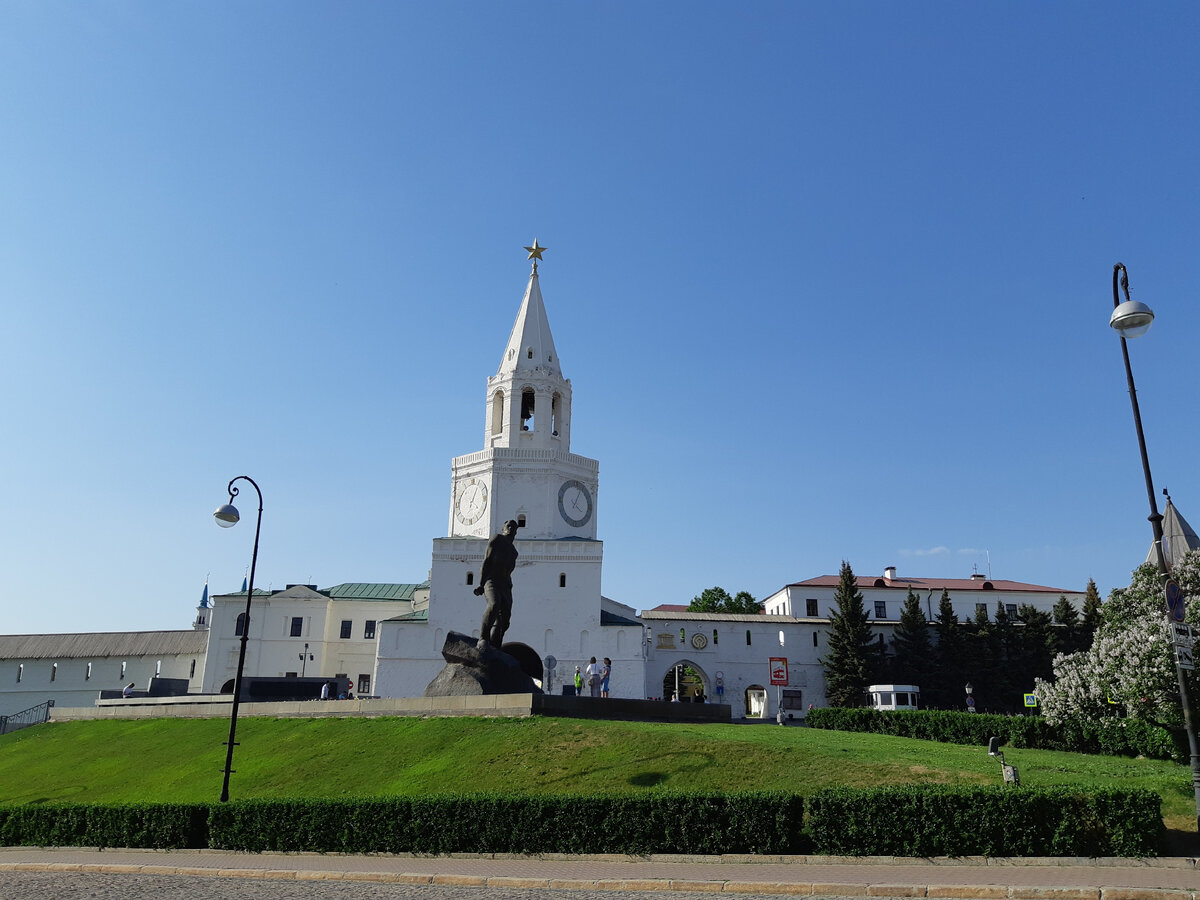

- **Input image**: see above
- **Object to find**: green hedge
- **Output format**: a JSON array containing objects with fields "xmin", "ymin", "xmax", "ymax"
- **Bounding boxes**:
[
  {"xmin": 807, "ymin": 786, "xmax": 1162, "ymax": 857},
  {"xmin": 805, "ymin": 707, "xmax": 1186, "ymax": 762},
  {"xmin": 206, "ymin": 792, "xmax": 804, "ymax": 854},
  {"xmin": 0, "ymin": 802, "xmax": 209, "ymax": 849},
  {"xmin": 0, "ymin": 792, "xmax": 803, "ymax": 855}
]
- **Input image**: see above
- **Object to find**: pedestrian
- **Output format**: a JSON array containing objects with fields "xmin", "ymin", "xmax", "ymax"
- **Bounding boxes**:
[
  {"xmin": 573, "ymin": 666, "xmax": 583, "ymax": 696},
  {"xmin": 600, "ymin": 657, "xmax": 611, "ymax": 698},
  {"xmin": 585, "ymin": 656, "xmax": 601, "ymax": 698},
  {"xmin": 320, "ymin": 682, "xmax": 330, "ymax": 701},
  {"xmin": 122, "ymin": 682, "xmax": 135, "ymax": 698}
]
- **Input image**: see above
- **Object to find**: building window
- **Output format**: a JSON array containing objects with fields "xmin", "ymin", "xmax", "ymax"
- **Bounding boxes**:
[
  {"xmin": 16, "ymin": 664, "xmax": 22, "ymax": 683},
  {"xmin": 290, "ymin": 616, "xmax": 304, "ymax": 637},
  {"xmin": 120, "ymin": 661, "xmax": 126, "ymax": 679},
  {"xmin": 806, "ymin": 598, "xmax": 819, "ymax": 617},
  {"xmin": 975, "ymin": 603, "xmax": 988, "ymax": 619},
  {"xmin": 679, "ymin": 627, "xmax": 685, "ymax": 643},
  {"xmin": 51, "ymin": 663, "xmax": 57, "ymax": 682},
  {"xmin": 285, "ymin": 671, "xmax": 297, "ymax": 678},
  {"xmin": 466, "ymin": 572, "xmax": 474, "ymax": 585},
  {"xmin": 1006, "ymin": 603, "xmax": 1018, "ymax": 618},
  {"xmin": 874, "ymin": 601, "xmax": 887, "ymax": 619},
  {"xmin": 235, "ymin": 613, "xmax": 247, "ymax": 636},
  {"xmin": 813, "ymin": 631, "xmax": 819, "ymax": 647},
  {"xmin": 340, "ymin": 620, "xmax": 352, "ymax": 639},
  {"xmin": 189, "ymin": 659, "xmax": 196, "ymax": 679},
  {"xmin": 712, "ymin": 629, "xmax": 719, "ymax": 645},
  {"xmin": 364, "ymin": 620, "xmax": 376, "ymax": 640},
  {"xmin": 518, "ymin": 514, "xmax": 527, "ymax": 527},
  {"xmin": 357, "ymin": 675, "xmax": 371, "ymax": 695},
  {"xmin": 559, "ymin": 573, "xmax": 567, "ymax": 587},
  {"xmin": 86, "ymin": 662, "xmax": 92, "ymax": 681},
  {"xmin": 155, "ymin": 660, "xmax": 162, "ymax": 676},
  {"xmin": 746, "ymin": 630, "xmax": 752, "ymax": 646}
]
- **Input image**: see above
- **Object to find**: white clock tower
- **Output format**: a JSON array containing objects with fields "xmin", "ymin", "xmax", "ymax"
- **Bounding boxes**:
[{"xmin": 375, "ymin": 242, "xmax": 617, "ymax": 697}]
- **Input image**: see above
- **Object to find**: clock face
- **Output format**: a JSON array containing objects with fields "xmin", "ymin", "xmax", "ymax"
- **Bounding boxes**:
[
  {"xmin": 557, "ymin": 479, "xmax": 593, "ymax": 528},
  {"xmin": 691, "ymin": 633, "xmax": 708, "ymax": 649},
  {"xmin": 455, "ymin": 479, "xmax": 488, "ymax": 526}
]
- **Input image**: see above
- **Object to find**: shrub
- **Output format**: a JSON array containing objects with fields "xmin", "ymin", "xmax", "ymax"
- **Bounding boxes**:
[
  {"xmin": 206, "ymin": 792, "xmax": 806, "ymax": 855},
  {"xmin": 806, "ymin": 786, "xmax": 1162, "ymax": 857},
  {"xmin": 805, "ymin": 707, "xmax": 1185, "ymax": 762},
  {"xmin": 0, "ymin": 802, "xmax": 208, "ymax": 849}
]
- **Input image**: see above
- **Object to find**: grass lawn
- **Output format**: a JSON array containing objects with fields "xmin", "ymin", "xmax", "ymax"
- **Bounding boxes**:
[{"xmin": 1, "ymin": 716, "xmax": 1193, "ymax": 846}]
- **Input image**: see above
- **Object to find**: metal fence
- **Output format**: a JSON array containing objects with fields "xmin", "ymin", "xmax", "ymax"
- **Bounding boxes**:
[{"xmin": 0, "ymin": 699, "xmax": 54, "ymax": 735}]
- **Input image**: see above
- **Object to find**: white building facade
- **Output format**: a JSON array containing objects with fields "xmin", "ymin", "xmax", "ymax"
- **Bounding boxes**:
[
  {"xmin": 374, "ymin": 253, "xmax": 644, "ymax": 700},
  {"xmin": 201, "ymin": 582, "xmax": 426, "ymax": 696}
]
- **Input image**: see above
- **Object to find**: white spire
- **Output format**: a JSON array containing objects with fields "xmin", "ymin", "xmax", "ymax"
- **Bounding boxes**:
[{"xmin": 497, "ymin": 244, "xmax": 561, "ymax": 379}]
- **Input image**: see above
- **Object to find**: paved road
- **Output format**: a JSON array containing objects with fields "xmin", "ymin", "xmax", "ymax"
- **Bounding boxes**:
[
  {"xmin": 1, "ymin": 848, "xmax": 1197, "ymax": 899},
  {"xmin": 0, "ymin": 872, "xmax": 773, "ymax": 900}
]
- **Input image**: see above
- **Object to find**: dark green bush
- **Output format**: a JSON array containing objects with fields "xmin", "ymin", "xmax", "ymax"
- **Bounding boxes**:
[
  {"xmin": 807, "ymin": 786, "xmax": 1162, "ymax": 857},
  {"xmin": 0, "ymin": 802, "xmax": 208, "ymax": 849},
  {"xmin": 805, "ymin": 707, "xmax": 1186, "ymax": 763},
  {"xmin": 206, "ymin": 792, "xmax": 805, "ymax": 855}
]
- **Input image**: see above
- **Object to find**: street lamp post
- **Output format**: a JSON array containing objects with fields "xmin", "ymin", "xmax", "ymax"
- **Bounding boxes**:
[
  {"xmin": 1109, "ymin": 263, "xmax": 1200, "ymax": 836},
  {"xmin": 213, "ymin": 475, "xmax": 263, "ymax": 803}
]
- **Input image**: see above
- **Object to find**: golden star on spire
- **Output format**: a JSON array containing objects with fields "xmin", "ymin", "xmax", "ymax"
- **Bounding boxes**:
[{"xmin": 524, "ymin": 239, "xmax": 547, "ymax": 261}]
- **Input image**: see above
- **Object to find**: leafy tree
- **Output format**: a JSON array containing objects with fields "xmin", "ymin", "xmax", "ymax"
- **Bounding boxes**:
[
  {"xmin": 688, "ymin": 587, "xmax": 760, "ymax": 614},
  {"xmin": 1036, "ymin": 555, "xmax": 1200, "ymax": 727},
  {"xmin": 821, "ymin": 561, "xmax": 880, "ymax": 707},
  {"xmin": 890, "ymin": 588, "xmax": 932, "ymax": 685}
]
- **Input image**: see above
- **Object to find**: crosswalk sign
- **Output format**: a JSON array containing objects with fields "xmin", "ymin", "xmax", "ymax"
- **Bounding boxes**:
[{"xmin": 1023, "ymin": 693, "xmax": 1037, "ymax": 708}]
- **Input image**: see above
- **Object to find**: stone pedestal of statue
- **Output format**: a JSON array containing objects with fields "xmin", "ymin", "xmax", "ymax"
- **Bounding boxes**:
[{"xmin": 423, "ymin": 630, "xmax": 543, "ymax": 697}]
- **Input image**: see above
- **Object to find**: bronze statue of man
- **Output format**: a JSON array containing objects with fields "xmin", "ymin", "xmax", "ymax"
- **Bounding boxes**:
[{"xmin": 473, "ymin": 519, "xmax": 521, "ymax": 648}]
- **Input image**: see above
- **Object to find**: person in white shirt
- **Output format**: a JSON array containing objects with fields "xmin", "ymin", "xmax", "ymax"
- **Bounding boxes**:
[{"xmin": 584, "ymin": 657, "xmax": 601, "ymax": 698}]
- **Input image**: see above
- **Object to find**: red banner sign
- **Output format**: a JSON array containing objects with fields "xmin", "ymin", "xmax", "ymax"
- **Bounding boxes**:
[{"xmin": 769, "ymin": 657, "xmax": 788, "ymax": 686}]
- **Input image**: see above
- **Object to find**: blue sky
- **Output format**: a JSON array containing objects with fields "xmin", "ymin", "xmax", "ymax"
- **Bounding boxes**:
[{"xmin": 2, "ymin": 3, "xmax": 1198, "ymax": 634}]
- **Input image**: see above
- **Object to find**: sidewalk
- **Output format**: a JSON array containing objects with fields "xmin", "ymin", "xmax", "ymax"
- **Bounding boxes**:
[{"xmin": 1, "ymin": 847, "xmax": 1197, "ymax": 897}]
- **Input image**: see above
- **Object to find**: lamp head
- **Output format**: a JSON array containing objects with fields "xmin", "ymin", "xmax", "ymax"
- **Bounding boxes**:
[
  {"xmin": 1110, "ymin": 300, "xmax": 1155, "ymax": 339},
  {"xmin": 214, "ymin": 504, "xmax": 240, "ymax": 528}
]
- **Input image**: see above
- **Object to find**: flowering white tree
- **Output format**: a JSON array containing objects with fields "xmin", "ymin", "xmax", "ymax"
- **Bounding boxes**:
[{"xmin": 1036, "ymin": 552, "xmax": 1200, "ymax": 727}]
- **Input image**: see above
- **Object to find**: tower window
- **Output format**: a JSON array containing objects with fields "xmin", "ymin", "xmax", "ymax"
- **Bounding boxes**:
[
  {"xmin": 551, "ymin": 392, "xmax": 562, "ymax": 436},
  {"xmin": 521, "ymin": 389, "xmax": 535, "ymax": 430},
  {"xmin": 527, "ymin": 348, "xmax": 533, "ymax": 359},
  {"xmin": 559, "ymin": 573, "xmax": 567, "ymax": 587},
  {"xmin": 517, "ymin": 514, "xmax": 526, "ymax": 527},
  {"xmin": 235, "ymin": 613, "xmax": 247, "ymax": 636},
  {"xmin": 491, "ymin": 390, "xmax": 504, "ymax": 436},
  {"xmin": 290, "ymin": 616, "xmax": 303, "ymax": 637},
  {"xmin": 466, "ymin": 572, "xmax": 474, "ymax": 585}
]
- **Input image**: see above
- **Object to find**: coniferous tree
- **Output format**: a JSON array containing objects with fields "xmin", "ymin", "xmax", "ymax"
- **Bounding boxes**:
[
  {"xmin": 1081, "ymin": 578, "xmax": 1103, "ymax": 649},
  {"xmin": 1052, "ymin": 594, "xmax": 1081, "ymax": 654},
  {"xmin": 931, "ymin": 589, "xmax": 967, "ymax": 709},
  {"xmin": 1016, "ymin": 603, "xmax": 1055, "ymax": 689},
  {"xmin": 821, "ymin": 561, "xmax": 879, "ymax": 707},
  {"xmin": 891, "ymin": 588, "xmax": 932, "ymax": 685}
]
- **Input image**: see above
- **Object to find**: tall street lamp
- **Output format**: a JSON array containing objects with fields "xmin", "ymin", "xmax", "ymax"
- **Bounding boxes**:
[
  {"xmin": 213, "ymin": 475, "xmax": 263, "ymax": 803},
  {"xmin": 1109, "ymin": 263, "xmax": 1200, "ymax": 836}
]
